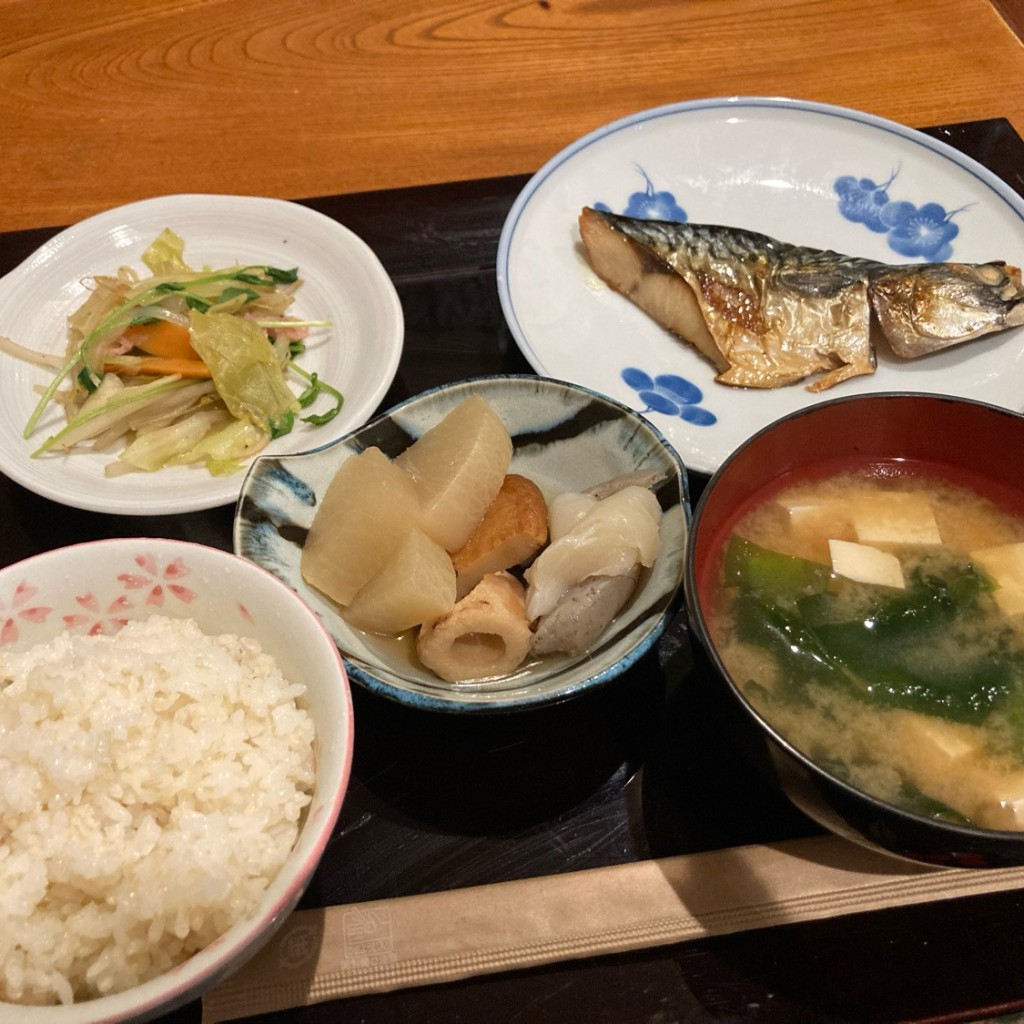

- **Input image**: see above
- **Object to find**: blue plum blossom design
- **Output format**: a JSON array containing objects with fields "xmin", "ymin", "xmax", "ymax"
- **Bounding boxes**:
[
  {"xmin": 879, "ymin": 200, "xmax": 961, "ymax": 261},
  {"xmin": 833, "ymin": 168, "xmax": 966, "ymax": 260},
  {"xmin": 834, "ymin": 171, "xmax": 898, "ymax": 233},
  {"xmin": 622, "ymin": 368, "xmax": 716, "ymax": 426},
  {"xmin": 593, "ymin": 166, "xmax": 688, "ymax": 222}
]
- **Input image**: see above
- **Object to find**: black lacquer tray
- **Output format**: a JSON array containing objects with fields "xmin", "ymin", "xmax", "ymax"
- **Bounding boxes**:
[{"xmin": 3, "ymin": 119, "xmax": 1024, "ymax": 1024}]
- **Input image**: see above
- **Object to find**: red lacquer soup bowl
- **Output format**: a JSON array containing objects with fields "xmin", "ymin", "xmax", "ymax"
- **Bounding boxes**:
[{"xmin": 685, "ymin": 392, "xmax": 1024, "ymax": 868}]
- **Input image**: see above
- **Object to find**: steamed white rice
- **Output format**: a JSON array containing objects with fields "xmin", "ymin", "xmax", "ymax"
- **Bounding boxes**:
[{"xmin": 0, "ymin": 615, "xmax": 315, "ymax": 1006}]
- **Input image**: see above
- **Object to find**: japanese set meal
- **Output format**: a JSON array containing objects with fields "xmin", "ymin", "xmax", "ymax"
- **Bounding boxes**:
[
  {"xmin": 703, "ymin": 464, "xmax": 1024, "ymax": 830},
  {"xmin": 300, "ymin": 395, "xmax": 664, "ymax": 683},
  {"xmin": 579, "ymin": 206, "xmax": 1024, "ymax": 392}
]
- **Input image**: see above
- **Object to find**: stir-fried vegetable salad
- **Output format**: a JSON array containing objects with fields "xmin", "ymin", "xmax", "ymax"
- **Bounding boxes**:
[{"xmin": 2, "ymin": 229, "xmax": 342, "ymax": 476}]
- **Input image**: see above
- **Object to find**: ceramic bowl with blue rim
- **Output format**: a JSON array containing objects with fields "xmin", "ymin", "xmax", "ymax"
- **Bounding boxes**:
[{"xmin": 233, "ymin": 374, "xmax": 690, "ymax": 713}]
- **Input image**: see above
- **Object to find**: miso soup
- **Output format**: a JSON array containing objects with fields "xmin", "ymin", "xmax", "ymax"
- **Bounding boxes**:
[{"xmin": 707, "ymin": 464, "xmax": 1024, "ymax": 831}]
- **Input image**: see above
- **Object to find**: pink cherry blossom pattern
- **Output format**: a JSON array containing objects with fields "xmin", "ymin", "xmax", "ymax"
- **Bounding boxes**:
[
  {"xmin": 61, "ymin": 595, "xmax": 127, "ymax": 637},
  {"xmin": 0, "ymin": 579, "xmax": 53, "ymax": 647},
  {"xmin": 53, "ymin": 553, "xmax": 199, "ymax": 638},
  {"xmin": 63, "ymin": 593, "xmax": 104, "ymax": 634},
  {"xmin": 117, "ymin": 553, "xmax": 197, "ymax": 607}
]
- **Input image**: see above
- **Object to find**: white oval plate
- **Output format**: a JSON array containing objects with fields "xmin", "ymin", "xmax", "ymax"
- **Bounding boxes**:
[
  {"xmin": 0, "ymin": 194, "xmax": 404, "ymax": 514},
  {"xmin": 497, "ymin": 97, "xmax": 1024, "ymax": 476}
]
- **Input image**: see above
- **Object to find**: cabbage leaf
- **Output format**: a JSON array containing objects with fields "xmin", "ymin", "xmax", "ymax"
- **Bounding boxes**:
[
  {"xmin": 188, "ymin": 309, "xmax": 299, "ymax": 436},
  {"xmin": 142, "ymin": 229, "xmax": 193, "ymax": 276},
  {"xmin": 171, "ymin": 417, "xmax": 268, "ymax": 476}
]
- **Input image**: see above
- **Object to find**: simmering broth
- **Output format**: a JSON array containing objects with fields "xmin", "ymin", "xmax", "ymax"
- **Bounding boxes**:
[{"xmin": 707, "ymin": 462, "xmax": 1024, "ymax": 831}]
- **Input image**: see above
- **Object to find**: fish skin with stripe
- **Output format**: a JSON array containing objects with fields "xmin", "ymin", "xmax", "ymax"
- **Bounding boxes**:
[{"xmin": 579, "ymin": 206, "xmax": 1024, "ymax": 392}]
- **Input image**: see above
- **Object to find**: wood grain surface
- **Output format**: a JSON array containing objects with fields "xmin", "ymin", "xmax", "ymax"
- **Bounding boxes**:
[{"xmin": 2, "ymin": 0, "xmax": 1024, "ymax": 234}]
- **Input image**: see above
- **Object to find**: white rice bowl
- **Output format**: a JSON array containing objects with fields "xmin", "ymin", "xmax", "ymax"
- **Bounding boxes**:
[{"xmin": 0, "ymin": 538, "xmax": 353, "ymax": 1024}]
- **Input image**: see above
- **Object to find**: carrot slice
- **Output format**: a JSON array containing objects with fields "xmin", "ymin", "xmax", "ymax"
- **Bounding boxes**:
[
  {"xmin": 121, "ymin": 321, "xmax": 199, "ymax": 360},
  {"xmin": 105, "ymin": 356, "xmax": 212, "ymax": 378}
]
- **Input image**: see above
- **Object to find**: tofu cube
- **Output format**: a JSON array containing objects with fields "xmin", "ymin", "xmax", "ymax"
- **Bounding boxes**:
[
  {"xmin": 973, "ymin": 772, "xmax": 1024, "ymax": 830},
  {"xmin": 828, "ymin": 538, "xmax": 905, "ymax": 589},
  {"xmin": 780, "ymin": 498, "xmax": 851, "ymax": 537},
  {"xmin": 897, "ymin": 714, "xmax": 978, "ymax": 770},
  {"xmin": 970, "ymin": 542, "xmax": 1024, "ymax": 617},
  {"xmin": 849, "ymin": 493, "xmax": 941, "ymax": 546}
]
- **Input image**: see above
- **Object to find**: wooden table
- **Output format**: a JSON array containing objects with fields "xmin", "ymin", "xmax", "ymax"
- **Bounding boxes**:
[
  {"xmin": 2, "ymin": 0, "xmax": 1024, "ymax": 234},
  {"xmin": 5, "ymin": 3, "xmax": 1024, "ymax": 1023}
]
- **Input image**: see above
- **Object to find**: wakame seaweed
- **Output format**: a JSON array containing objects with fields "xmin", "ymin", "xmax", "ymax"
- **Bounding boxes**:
[{"xmin": 728, "ymin": 536, "xmax": 1024, "ymax": 724}]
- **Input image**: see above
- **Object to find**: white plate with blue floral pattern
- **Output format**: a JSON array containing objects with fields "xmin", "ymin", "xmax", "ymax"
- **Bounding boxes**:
[{"xmin": 496, "ymin": 97, "xmax": 1024, "ymax": 476}]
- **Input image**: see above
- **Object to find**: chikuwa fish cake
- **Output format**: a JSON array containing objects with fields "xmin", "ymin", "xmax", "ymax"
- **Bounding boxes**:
[{"xmin": 579, "ymin": 206, "xmax": 1024, "ymax": 392}]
